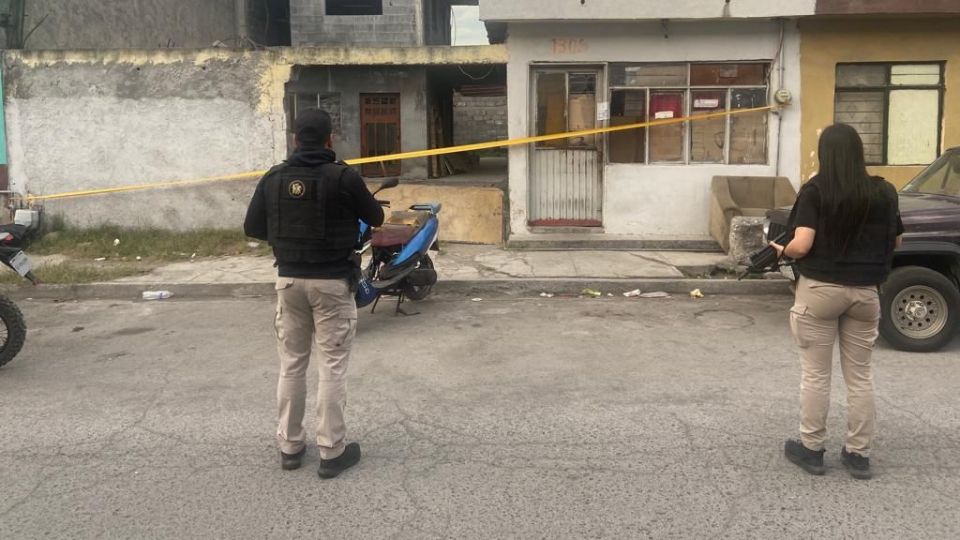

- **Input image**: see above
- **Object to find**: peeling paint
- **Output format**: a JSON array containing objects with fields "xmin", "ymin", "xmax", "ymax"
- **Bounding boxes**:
[{"xmin": 2, "ymin": 45, "xmax": 506, "ymax": 69}]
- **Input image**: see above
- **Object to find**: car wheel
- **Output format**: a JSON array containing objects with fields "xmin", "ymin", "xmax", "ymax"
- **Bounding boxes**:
[{"xmin": 879, "ymin": 266, "xmax": 960, "ymax": 353}]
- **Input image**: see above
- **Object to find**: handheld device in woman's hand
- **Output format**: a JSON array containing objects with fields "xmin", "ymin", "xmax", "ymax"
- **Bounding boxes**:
[{"xmin": 739, "ymin": 232, "xmax": 789, "ymax": 279}]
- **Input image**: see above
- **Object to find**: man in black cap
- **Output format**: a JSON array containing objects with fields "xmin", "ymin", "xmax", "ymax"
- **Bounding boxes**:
[{"xmin": 244, "ymin": 108, "xmax": 384, "ymax": 479}]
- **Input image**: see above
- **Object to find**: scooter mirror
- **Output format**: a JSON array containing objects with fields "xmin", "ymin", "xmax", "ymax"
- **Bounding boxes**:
[{"xmin": 378, "ymin": 178, "xmax": 400, "ymax": 191}]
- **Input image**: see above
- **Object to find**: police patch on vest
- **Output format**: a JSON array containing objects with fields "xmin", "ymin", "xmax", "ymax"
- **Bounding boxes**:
[{"xmin": 288, "ymin": 180, "xmax": 306, "ymax": 198}]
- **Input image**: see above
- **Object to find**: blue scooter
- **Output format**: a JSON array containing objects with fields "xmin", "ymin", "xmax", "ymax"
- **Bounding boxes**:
[{"xmin": 355, "ymin": 178, "xmax": 441, "ymax": 315}]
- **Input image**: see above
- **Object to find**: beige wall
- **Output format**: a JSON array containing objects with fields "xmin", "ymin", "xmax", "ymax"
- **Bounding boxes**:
[
  {"xmin": 376, "ymin": 184, "xmax": 505, "ymax": 245},
  {"xmin": 800, "ymin": 18, "xmax": 960, "ymax": 188}
]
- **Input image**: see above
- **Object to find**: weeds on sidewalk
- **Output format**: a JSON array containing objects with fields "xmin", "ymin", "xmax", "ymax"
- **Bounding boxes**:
[
  {"xmin": 0, "ymin": 262, "xmax": 147, "ymax": 284},
  {"xmin": 0, "ymin": 222, "xmax": 269, "ymax": 285},
  {"xmin": 29, "ymin": 223, "xmax": 270, "ymax": 262}
]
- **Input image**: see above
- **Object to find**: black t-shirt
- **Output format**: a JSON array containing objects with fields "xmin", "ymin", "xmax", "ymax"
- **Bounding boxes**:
[{"xmin": 790, "ymin": 175, "xmax": 904, "ymax": 286}]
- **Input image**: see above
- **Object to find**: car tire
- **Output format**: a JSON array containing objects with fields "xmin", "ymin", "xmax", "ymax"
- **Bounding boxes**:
[{"xmin": 879, "ymin": 266, "xmax": 960, "ymax": 353}]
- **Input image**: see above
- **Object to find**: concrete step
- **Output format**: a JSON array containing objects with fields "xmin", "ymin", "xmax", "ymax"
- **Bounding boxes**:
[{"xmin": 507, "ymin": 234, "xmax": 722, "ymax": 252}]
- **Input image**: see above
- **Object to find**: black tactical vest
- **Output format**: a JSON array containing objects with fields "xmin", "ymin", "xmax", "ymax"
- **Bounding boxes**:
[
  {"xmin": 794, "ymin": 178, "xmax": 900, "ymax": 286},
  {"xmin": 263, "ymin": 163, "xmax": 359, "ymax": 263}
]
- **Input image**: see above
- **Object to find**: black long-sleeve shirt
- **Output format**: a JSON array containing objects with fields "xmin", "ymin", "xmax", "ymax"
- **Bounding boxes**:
[{"xmin": 244, "ymin": 148, "xmax": 384, "ymax": 278}]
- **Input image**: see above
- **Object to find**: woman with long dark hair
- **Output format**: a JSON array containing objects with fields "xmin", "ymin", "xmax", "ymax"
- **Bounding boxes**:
[{"xmin": 771, "ymin": 123, "xmax": 903, "ymax": 480}]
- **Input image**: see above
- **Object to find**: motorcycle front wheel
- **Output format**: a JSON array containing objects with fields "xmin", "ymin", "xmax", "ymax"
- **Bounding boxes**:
[{"xmin": 0, "ymin": 295, "xmax": 26, "ymax": 368}]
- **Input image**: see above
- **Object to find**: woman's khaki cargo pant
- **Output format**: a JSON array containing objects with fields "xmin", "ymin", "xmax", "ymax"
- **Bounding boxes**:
[
  {"xmin": 274, "ymin": 277, "xmax": 357, "ymax": 460},
  {"xmin": 790, "ymin": 276, "xmax": 880, "ymax": 456}
]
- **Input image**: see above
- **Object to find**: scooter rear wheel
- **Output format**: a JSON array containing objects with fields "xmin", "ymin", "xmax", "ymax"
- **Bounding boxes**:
[
  {"xmin": 402, "ymin": 255, "xmax": 435, "ymax": 301},
  {"xmin": 0, "ymin": 295, "xmax": 26, "ymax": 368}
]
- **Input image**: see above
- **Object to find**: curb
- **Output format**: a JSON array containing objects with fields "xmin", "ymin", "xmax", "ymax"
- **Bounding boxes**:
[{"xmin": 2, "ymin": 277, "xmax": 791, "ymax": 301}]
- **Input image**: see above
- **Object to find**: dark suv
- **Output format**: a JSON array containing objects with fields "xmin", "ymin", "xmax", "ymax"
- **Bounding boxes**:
[{"xmin": 766, "ymin": 147, "xmax": 960, "ymax": 352}]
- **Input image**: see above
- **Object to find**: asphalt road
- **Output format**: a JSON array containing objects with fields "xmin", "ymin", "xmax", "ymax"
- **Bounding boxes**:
[{"xmin": 1, "ymin": 294, "xmax": 958, "ymax": 539}]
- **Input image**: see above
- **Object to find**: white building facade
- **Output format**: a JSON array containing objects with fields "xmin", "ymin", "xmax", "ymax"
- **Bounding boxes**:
[{"xmin": 481, "ymin": 1, "xmax": 813, "ymax": 245}]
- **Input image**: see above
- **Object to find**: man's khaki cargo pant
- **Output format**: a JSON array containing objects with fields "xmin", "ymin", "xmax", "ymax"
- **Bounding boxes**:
[
  {"xmin": 274, "ymin": 277, "xmax": 357, "ymax": 460},
  {"xmin": 790, "ymin": 276, "xmax": 880, "ymax": 456}
]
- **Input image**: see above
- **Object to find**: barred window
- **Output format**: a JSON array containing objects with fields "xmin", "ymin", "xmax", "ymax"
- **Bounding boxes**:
[{"xmin": 834, "ymin": 63, "xmax": 944, "ymax": 166}]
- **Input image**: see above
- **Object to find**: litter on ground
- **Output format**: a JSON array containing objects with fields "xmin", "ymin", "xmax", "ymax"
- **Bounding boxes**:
[{"xmin": 690, "ymin": 289, "xmax": 705, "ymax": 299}]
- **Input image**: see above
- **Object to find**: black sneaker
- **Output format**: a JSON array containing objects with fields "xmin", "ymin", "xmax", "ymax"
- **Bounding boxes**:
[
  {"xmin": 318, "ymin": 442, "xmax": 362, "ymax": 479},
  {"xmin": 841, "ymin": 447, "xmax": 872, "ymax": 480},
  {"xmin": 784, "ymin": 439, "xmax": 826, "ymax": 475},
  {"xmin": 280, "ymin": 447, "xmax": 306, "ymax": 471}
]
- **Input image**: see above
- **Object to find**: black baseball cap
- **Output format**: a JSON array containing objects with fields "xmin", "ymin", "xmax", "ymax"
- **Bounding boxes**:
[{"xmin": 295, "ymin": 108, "xmax": 333, "ymax": 145}]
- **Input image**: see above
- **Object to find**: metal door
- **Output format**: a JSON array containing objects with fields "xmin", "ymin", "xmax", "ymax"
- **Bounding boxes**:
[
  {"xmin": 529, "ymin": 68, "xmax": 603, "ymax": 227},
  {"xmin": 360, "ymin": 93, "xmax": 401, "ymax": 177}
]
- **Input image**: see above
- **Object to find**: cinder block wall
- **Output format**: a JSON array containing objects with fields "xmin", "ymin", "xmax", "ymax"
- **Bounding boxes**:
[
  {"xmin": 453, "ymin": 92, "xmax": 507, "ymax": 147},
  {"xmin": 20, "ymin": 0, "xmax": 238, "ymax": 50},
  {"xmin": 291, "ymin": 0, "xmax": 421, "ymax": 47}
]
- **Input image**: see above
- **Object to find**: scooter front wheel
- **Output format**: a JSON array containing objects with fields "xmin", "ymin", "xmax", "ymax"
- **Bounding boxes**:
[{"xmin": 402, "ymin": 255, "xmax": 435, "ymax": 301}]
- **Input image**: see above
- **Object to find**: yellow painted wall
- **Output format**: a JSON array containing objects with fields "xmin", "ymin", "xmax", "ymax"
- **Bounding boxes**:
[{"xmin": 800, "ymin": 18, "xmax": 960, "ymax": 188}]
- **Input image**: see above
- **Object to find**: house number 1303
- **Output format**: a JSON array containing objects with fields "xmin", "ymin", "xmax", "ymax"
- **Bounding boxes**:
[{"xmin": 552, "ymin": 38, "xmax": 588, "ymax": 54}]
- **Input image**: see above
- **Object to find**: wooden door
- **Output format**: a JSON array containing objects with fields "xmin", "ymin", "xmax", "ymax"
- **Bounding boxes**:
[{"xmin": 360, "ymin": 93, "xmax": 402, "ymax": 177}]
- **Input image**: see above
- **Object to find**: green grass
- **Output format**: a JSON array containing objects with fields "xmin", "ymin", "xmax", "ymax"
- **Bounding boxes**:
[
  {"xmin": 0, "ymin": 262, "xmax": 147, "ymax": 284},
  {"xmin": 29, "ymin": 226, "xmax": 271, "ymax": 262}
]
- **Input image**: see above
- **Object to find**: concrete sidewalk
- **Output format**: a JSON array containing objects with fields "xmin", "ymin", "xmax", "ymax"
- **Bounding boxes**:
[
  {"xmin": 13, "ymin": 244, "xmax": 790, "ymax": 300},
  {"xmin": 111, "ymin": 244, "xmax": 728, "ymax": 284}
]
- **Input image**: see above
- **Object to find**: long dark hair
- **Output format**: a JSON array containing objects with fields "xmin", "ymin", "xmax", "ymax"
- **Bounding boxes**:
[{"xmin": 816, "ymin": 123, "xmax": 881, "ymax": 254}]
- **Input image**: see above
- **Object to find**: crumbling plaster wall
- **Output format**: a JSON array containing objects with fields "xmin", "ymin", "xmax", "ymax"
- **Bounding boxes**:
[
  {"xmin": 2, "ymin": 46, "xmax": 508, "ymax": 241},
  {"xmin": 4, "ymin": 49, "xmax": 286, "ymax": 229}
]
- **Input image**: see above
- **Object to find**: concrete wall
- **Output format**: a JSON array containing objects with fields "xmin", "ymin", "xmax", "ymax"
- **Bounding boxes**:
[
  {"xmin": 21, "ymin": 0, "xmax": 239, "ymax": 50},
  {"xmin": 503, "ymin": 21, "xmax": 802, "ymax": 239},
  {"xmin": 799, "ymin": 18, "xmax": 960, "ymax": 188},
  {"xmin": 288, "ymin": 65, "xmax": 429, "ymax": 179},
  {"xmin": 3, "ymin": 50, "xmax": 277, "ymax": 229},
  {"xmin": 453, "ymin": 92, "xmax": 506, "ymax": 147},
  {"xmin": 2, "ymin": 46, "xmax": 508, "ymax": 242},
  {"xmin": 383, "ymin": 184, "xmax": 504, "ymax": 244},
  {"xmin": 481, "ymin": 0, "xmax": 815, "ymax": 21},
  {"xmin": 291, "ymin": 0, "xmax": 423, "ymax": 47}
]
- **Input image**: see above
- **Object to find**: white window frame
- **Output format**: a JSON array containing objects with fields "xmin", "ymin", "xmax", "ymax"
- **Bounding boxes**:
[{"xmin": 607, "ymin": 62, "xmax": 770, "ymax": 166}]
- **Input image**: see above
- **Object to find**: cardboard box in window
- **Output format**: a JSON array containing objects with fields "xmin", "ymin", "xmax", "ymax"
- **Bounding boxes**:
[
  {"xmin": 649, "ymin": 124, "xmax": 684, "ymax": 162},
  {"xmin": 568, "ymin": 94, "xmax": 596, "ymax": 147},
  {"xmin": 609, "ymin": 117, "xmax": 645, "ymax": 163}
]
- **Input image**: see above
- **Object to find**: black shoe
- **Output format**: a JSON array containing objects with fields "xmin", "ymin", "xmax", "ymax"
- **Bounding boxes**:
[
  {"xmin": 784, "ymin": 439, "xmax": 826, "ymax": 476},
  {"xmin": 280, "ymin": 447, "xmax": 306, "ymax": 471},
  {"xmin": 318, "ymin": 442, "xmax": 361, "ymax": 479},
  {"xmin": 841, "ymin": 447, "xmax": 872, "ymax": 480}
]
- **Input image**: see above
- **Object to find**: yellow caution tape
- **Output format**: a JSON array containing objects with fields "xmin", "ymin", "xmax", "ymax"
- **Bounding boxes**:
[{"xmin": 25, "ymin": 105, "xmax": 775, "ymax": 202}]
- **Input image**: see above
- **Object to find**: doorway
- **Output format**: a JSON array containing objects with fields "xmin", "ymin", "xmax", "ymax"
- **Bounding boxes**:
[
  {"xmin": 529, "ymin": 68, "xmax": 604, "ymax": 227},
  {"xmin": 360, "ymin": 93, "xmax": 402, "ymax": 177}
]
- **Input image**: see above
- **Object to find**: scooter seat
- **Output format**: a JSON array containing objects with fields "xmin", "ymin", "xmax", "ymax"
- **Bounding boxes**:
[{"xmin": 372, "ymin": 224, "xmax": 417, "ymax": 247}]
